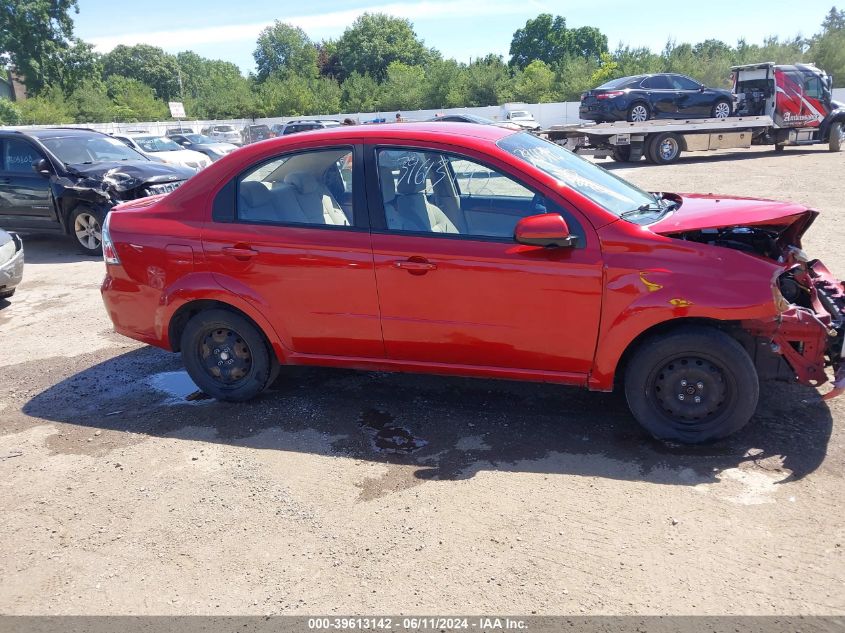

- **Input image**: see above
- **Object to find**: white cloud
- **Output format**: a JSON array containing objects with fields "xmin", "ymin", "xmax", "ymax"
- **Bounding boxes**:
[{"xmin": 88, "ymin": 0, "xmax": 538, "ymax": 52}]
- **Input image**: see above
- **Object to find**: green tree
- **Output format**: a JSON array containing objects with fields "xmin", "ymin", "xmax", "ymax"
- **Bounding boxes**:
[
  {"xmin": 380, "ymin": 62, "xmax": 426, "ymax": 111},
  {"xmin": 808, "ymin": 6, "xmax": 845, "ymax": 87},
  {"xmin": 253, "ymin": 22, "xmax": 318, "ymax": 82},
  {"xmin": 422, "ymin": 59, "xmax": 466, "ymax": 108},
  {"xmin": 67, "ymin": 79, "xmax": 114, "ymax": 122},
  {"xmin": 177, "ymin": 51, "xmax": 255, "ymax": 118},
  {"xmin": 513, "ymin": 60, "xmax": 558, "ymax": 102},
  {"xmin": 0, "ymin": 0, "xmax": 79, "ymax": 94},
  {"xmin": 0, "ymin": 98, "xmax": 22, "ymax": 125},
  {"xmin": 588, "ymin": 52, "xmax": 619, "ymax": 88},
  {"xmin": 106, "ymin": 75, "xmax": 169, "ymax": 121},
  {"xmin": 556, "ymin": 55, "xmax": 600, "ymax": 100},
  {"xmin": 822, "ymin": 5, "xmax": 845, "ymax": 30},
  {"xmin": 102, "ymin": 44, "xmax": 181, "ymax": 101},
  {"xmin": 341, "ymin": 72, "xmax": 382, "ymax": 112},
  {"xmin": 464, "ymin": 56, "xmax": 513, "ymax": 106},
  {"xmin": 256, "ymin": 75, "xmax": 341, "ymax": 116},
  {"xmin": 509, "ymin": 14, "xmax": 607, "ymax": 69},
  {"xmin": 16, "ymin": 87, "xmax": 74, "ymax": 124},
  {"xmin": 335, "ymin": 13, "xmax": 434, "ymax": 81}
]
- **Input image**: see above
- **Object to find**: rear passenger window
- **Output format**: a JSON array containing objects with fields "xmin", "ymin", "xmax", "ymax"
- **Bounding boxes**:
[
  {"xmin": 643, "ymin": 75, "xmax": 671, "ymax": 90},
  {"xmin": 236, "ymin": 147, "xmax": 354, "ymax": 227},
  {"xmin": 4, "ymin": 139, "xmax": 45, "ymax": 173}
]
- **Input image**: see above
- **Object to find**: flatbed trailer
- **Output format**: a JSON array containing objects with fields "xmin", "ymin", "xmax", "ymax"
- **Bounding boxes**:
[
  {"xmin": 544, "ymin": 62, "xmax": 845, "ymax": 165},
  {"xmin": 545, "ymin": 116, "xmax": 780, "ymax": 165}
]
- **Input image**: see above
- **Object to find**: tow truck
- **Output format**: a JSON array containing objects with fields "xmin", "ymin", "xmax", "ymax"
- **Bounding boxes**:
[{"xmin": 545, "ymin": 62, "xmax": 845, "ymax": 164}]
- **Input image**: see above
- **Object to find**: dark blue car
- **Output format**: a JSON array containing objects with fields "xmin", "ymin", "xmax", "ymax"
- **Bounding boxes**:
[{"xmin": 580, "ymin": 74, "xmax": 735, "ymax": 123}]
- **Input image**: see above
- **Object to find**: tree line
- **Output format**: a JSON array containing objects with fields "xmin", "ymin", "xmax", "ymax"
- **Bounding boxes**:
[{"xmin": 1, "ymin": 1, "xmax": 844, "ymax": 126}]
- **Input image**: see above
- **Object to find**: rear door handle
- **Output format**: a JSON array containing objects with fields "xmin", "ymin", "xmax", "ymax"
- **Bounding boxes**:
[
  {"xmin": 222, "ymin": 246, "xmax": 258, "ymax": 259},
  {"xmin": 393, "ymin": 259, "xmax": 436, "ymax": 272}
]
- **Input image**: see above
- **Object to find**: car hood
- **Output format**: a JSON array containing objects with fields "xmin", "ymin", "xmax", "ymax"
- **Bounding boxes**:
[
  {"xmin": 195, "ymin": 142, "xmax": 237, "ymax": 152},
  {"xmin": 649, "ymin": 193, "xmax": 817, "ymax": 241},
  {"xmin": 66, "ymin": 160, "xmax": 193, "ymax": 182}
]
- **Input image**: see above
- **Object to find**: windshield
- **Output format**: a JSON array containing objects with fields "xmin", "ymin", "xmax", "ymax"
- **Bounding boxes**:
[
  {"xmin": 184, "ymin": 134, "xmax": 213, "ymax": 143},
  {"xmin": 41, "ymin": 135, "xmax": 147, "ymax": 164},
  {"xmin": 509, "ymin": 111, "xmax": 531, "ymax": 118},
  {"xmin": 134, "ymin": 136, "xmax": 182, "ymax": 152},
  {"xmin": 214, "ymin": 126, "xmax": 235, "ymax": 132},
  {"xmin": 497, "ymin": 132, "xmax": 659, "ymax": 218}
]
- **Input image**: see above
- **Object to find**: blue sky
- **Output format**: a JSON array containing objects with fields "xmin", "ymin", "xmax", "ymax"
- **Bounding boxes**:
[{"xmin": 75, "ymin": 0, "xmax": 836, "ymax": 74}]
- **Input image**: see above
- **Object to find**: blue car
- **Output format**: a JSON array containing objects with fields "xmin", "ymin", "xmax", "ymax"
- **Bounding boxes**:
[{"xmin": 580, "ymin": 73, "xmax": 735, "ymax": 123}]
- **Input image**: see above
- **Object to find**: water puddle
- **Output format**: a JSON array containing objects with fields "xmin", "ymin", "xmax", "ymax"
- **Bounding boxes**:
[
  {"xmin": 359, "ymin": 408, "xmax": 427, "ymax": 454},
  {"xmin": 147, "ymin": 371, "xmax": 212, "ymax": 406}
]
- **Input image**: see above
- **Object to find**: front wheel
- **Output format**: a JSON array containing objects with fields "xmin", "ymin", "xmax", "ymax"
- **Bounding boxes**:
[
  {"xmin": 830, "ymin": 121, "xmax": 844, "ymax": 152},
  {"xmin": 624, "ymin": 326, "xmax": 759, "ymax": 443},
  {"xmin": 711, "ymin": 99, "xmax": 732, "ymax": 119},
  {"xmin": 70, "ymin": 206, "xmax": 105, "ymax": 255},
  {"xmin": 180, "ymin": 309, "xmax": 277, "ymax": 401}
]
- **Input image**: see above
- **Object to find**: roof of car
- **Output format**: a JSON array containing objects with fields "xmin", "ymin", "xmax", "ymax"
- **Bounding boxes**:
[
  {"xmin": 266, "ymin": 122, "xmax": 516, "ymax": 143},
  {"xmin": 14, "ymin": 127, "xmax": 106, "ymax": 139}
]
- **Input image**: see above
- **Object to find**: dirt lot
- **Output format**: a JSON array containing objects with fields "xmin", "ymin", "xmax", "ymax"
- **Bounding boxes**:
[{"xmin": 1, "ymin": 145, "xmax": 843, "ymax": 615}]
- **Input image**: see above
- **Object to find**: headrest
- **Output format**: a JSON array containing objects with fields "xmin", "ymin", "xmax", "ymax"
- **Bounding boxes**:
[
  {"xmin": 284, "ymin": 171, "xmax": 320, "ymax": 194},
  {"xmin": 379, "ymin": 166, "xmax": 397, "ymax": 201},
  {"xmin": 396, "ymin": 173, "xmax": 427, "ymax": 195},
  {"xmin": 239, "ymin": 181, "xmax": 272, "ymax": 206}
]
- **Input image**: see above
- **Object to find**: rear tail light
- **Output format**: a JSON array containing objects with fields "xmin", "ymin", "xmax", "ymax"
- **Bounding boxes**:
[
  {"xmin": 102, "ymin": 212, "xmax": 120, "ymax": 265},
  {"xmin": 596, "ymin": 91, "xmax": 625, "ymax": 100}
]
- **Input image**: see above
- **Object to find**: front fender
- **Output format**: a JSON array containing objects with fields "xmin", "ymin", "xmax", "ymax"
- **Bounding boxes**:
[
  {"xmin": 820, "ymin": 108, "xmax": 845, "ymax": 141},
  {"xmin": 589, "ymin": 226, "xmax": 783, "ymax": 391}
]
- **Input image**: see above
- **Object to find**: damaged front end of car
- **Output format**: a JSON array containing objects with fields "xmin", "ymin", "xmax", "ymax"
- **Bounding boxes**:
[{"xmin": 654, "ymin": 199, "xmax": 845, "ymax": 390}]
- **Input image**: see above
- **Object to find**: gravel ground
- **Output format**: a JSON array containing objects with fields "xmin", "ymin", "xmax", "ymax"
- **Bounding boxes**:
[{"xmin": 0, "ymin": 145, "xmax": 843, "ymax": 615}]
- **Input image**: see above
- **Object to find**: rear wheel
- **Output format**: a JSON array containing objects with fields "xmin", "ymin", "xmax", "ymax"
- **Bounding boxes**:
[
  {"xmin": 830, "ymin": 121, "xmax": 844, "ymax": 152},
  {"xmin": 647, "ymin": 132, "xmax": 683, "ymax": 164},
  {"xmin": 180, "ymin": 309, "xmax": 277, "ymax": 401},
  {"xmin": 70, "ymin": 206, "xmax": 104, "ymax": 255},
  {"xmin": 774, "ymin": 144, "xmax": 786, "ymax": 153},
  {"xmin": 711, "ymin": 99, "xmax": 732, "ymax": 119},
  {"xmin": 627, "ymin": 102, "xmax": 650, "ymax": 122},
  {"xmin": 624, "ymin": 326, "xmax": 759, "ymax": 443}
]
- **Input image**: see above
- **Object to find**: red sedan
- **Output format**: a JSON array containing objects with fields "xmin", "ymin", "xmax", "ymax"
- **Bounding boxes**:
[{"xmin": 100, "ymin": 123, "xmax": 845, "ymax": 443}]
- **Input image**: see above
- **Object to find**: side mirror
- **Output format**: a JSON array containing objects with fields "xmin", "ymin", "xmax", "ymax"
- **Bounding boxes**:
[
  {"xmin": 514, "ymin": 214, "xmax": 577, "ymax": 248},
  {"xmin": 699, "ymin": 86, "xmax": 706, "ymax": 92},
  {"xmin": 32, "ymin": 158, "xmax": 51, "ymax": 177}
]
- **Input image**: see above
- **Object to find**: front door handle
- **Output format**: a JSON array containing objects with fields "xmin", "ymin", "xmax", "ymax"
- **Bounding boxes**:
[
  {"xmin": 393, "ymin": 258, "xmax": 437, "ymax": 273},
  {"xmin": 222, "ymin": 246, "xmax": 258, "ymax": 259}
]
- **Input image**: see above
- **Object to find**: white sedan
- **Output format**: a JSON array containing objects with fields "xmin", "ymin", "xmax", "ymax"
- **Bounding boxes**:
[{"xmin": 112, "ymin": 134, "xmax": 211, "ymax": 172}]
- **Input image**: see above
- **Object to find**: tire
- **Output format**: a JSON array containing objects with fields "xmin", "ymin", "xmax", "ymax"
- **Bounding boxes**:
[
  {"xmin": 180, "ymin": 309, "xmax": 277, "ymax": 402},
  {"xmin": 774, "ymin": 144, "xmax": 786, "ymax": 153},
  {"xmin": 70, "ymin": 206, "xmax": 105, "ymax": 255},
  {"xmin": 611, "ymin": 145, "xmax": 632, "ymax": 162},
  {"xmin": 642, "ymin": 136, "xmax": 657, "ymax": 163},
  {"xmin": 624, "ymin": 326, "xmax": 759, "ymax": 443},
  {"xmin": 829, "ymin": 121, "xmax": 844, "ymax": 152},
  {"xmin": 626, "ymin": 102, "xmax": 651, "ymax": 123},
  {"xmin": 711, "ymin": 99, "xmax": 732, "ymax": 119},
  {"xmin": 647, "ymin": 132, "xmax": 683, "ymax": 164},
  {"xmin": 0, "ymin": 288, "xmax": 14, "ymax": 299}
]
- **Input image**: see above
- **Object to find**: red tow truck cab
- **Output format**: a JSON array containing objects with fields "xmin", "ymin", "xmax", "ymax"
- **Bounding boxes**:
[{"xmin": 732, "ymin": 62, "xmax": 845, "ymax": 149}]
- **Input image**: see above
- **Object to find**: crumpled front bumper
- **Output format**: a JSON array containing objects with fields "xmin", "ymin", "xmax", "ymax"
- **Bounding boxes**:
[
  {"xmin": 0, "ymin": 233, "xmax": 24, "ymax": 295},
  {"xmin": 742, "ymin": 260, "xmax": 845, "ymax": 386}
]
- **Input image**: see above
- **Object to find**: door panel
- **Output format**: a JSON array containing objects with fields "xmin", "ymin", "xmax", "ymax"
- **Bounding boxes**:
[
  {"xmin": 370, "ymin": 145, "xmax": 603, "ymax": 375},
  {"xmin": 371, "ymin": 234, "xmax": 602, "ymax": 373},
  {"xmin": 202, "ymin": 145, "xmax": 384, "ymax": 358},
  {"xmin": 0, "ymin": 139, "xmax": 54, "ymax": 222}
]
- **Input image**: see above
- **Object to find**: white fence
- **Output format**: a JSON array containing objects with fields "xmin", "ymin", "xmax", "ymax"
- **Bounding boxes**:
[{"xmin": 12, "ymin": 88, "xmax": 845, "ymax": 136}]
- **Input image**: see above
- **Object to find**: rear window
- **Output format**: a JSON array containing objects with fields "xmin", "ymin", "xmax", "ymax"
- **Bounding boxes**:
[
  {"xmin": 642, "ymin": 75, "xmax": 672, "ymax": 89},
  {"xmin": 597, "ymin": 76, "xmax": 642, "ymax": 89}
]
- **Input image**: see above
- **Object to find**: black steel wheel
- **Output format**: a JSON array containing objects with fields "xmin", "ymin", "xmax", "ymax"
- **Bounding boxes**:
[
  {"xmin": 180, "ymin": 309, "xmax": 277, "ymax": 401},
  {"xmin": 624, "ymin": 326, "xmax": 759, "ymax": 443}
]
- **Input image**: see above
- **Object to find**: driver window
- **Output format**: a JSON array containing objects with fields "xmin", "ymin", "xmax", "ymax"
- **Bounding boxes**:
[
  {"xmin": 4, "ymin": 139, "xmax": 45, "ymax": 173},
  {"xmin": 376, "ymin": 148, "xmax": 583, "ymax": 243},
  {"xmin": 804, "ymin": 76, "xmax": 822, "ymax": 98}
]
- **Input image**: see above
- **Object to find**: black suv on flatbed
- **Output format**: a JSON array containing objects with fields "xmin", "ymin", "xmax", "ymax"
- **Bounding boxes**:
[{"xmin": 0, "ymin": 128, "xmax": 193, "ymax": 254}]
